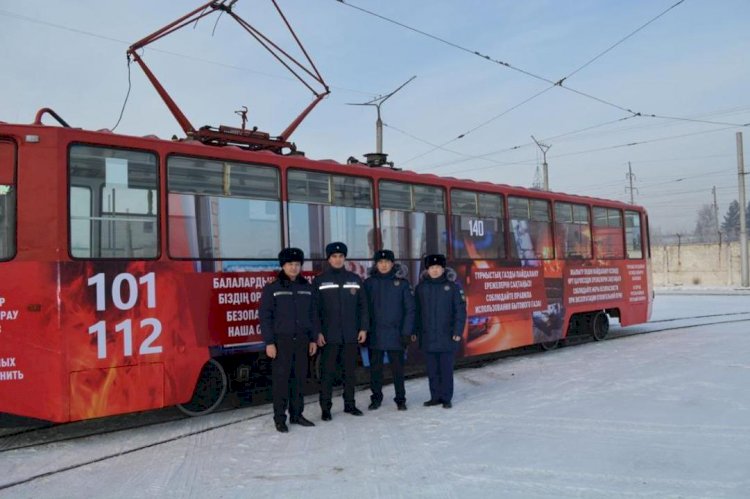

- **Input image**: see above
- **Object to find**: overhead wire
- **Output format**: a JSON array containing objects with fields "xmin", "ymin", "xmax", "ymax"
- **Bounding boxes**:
[
  {"xmin": 399, "ymin": 115, "xmax": 639, "ymax": 173},
  {"xmin": 562, "ymin": 0, "xmax": 686, "ymax": 81},
  {"xmin": 0, "ymin": 8, "xmax": 376, "ymax": 97},
  {"xmin": 335, "ymin": 0, "xmax": 717, "ymax": 153},
  {"xmin": 438, "ymin": 125, "xmax": 739, "ymax": 176}
]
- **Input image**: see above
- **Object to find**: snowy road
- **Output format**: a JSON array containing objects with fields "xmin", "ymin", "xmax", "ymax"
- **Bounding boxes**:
[{"xmin": 1, "ymin": 295, "xmax": 749, "ymax": 498}]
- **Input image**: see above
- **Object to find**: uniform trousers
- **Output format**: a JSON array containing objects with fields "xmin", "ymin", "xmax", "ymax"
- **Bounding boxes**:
[
  {"xmin": 319, "ymin": 342, "xmax": 358, "ymax": 410},
  {"xmin": 272, "ymin": 335, "xmax": 309, "ymax": 423},
  {"xmin": 369, "ymin": 349, "xmax": 406, "ymax": 404},
  {"xmin": 425, "ymin": 351, "xmax": 455, "ymax": 403}
]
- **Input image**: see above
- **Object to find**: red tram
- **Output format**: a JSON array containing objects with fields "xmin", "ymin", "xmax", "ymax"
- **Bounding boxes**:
[{"xmin": 0, "ymin": 1, "xmax": 652, "ymax": 423}]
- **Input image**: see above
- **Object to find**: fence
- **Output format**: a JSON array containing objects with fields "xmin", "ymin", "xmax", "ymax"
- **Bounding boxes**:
[{"xmin": 651, "ymin": 241, "xmax": 744, "ymax": 287}]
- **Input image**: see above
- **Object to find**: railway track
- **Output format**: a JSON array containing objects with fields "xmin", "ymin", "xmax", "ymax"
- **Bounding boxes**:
[{"xmin": 1, "ymin": 310, "xmax": 749, "ymax": 492}]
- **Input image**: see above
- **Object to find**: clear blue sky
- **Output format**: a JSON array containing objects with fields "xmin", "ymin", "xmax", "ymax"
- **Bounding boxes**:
[{"xmin": 1, "ymin": 0, "xmax": 748, "ymax": 235}]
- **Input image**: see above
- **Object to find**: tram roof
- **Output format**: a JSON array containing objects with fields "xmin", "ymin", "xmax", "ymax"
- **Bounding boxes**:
[{"xmin": 0, "ymin": 120, "xmax": 646, "ymax": 212}]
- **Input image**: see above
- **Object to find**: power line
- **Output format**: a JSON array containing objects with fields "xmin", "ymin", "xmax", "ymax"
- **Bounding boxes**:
[
  {"xmin": 0, "ymin": 8, "xmax": 376, "ymax": 97},
  {"xmin": 562, "ymin": 0, "xmax": 686, "ymax": 81},
  {"xmin": 337, "ymin": 0, "xmax": 750, "ymax": 166},
  {"xmin": 438, "ymin": 125, "xmax": 740, "ymax": 176},
  {"xmin": 336, "ymin": 0, "xmax": 689, "ymax": 120},
  {"xmin": 399, "ymin": 85, "xmax": 556, "ymax": 165},
  {"xmin": 384, "ymin": 123, "xmax": 501, "ymax": 165},
  {"xmin": 404, "ymin": 116, "xmax": 639, "ymax": 173},
  {"xmin": 405, "ymin": 106, "xmax": 748, "ymax": 176}
]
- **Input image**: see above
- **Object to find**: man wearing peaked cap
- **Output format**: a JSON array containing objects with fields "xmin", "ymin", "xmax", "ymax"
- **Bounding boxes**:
[
  {"xmin": 364, "ymin": 249, "xmax": 414, "ymax": 411},
  {"xmin": 259, "ymin": 247, "xmax": 317, "ymax": 433},
  {"xmin": 313, "ymin": 241, "xmax": 369, "ymax": 420}
]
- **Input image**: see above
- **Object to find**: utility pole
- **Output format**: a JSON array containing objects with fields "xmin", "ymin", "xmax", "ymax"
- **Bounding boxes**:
[
  {"xmin": 737, "ymin": 131, "xmax": 748, "ymax": 287},
  {"xmin": 531, "ymin": 135, "xmax": 551, "ymax": 191},
  {"xmin": 625, "ymin": 162, "xmax": 637, "ymax": 204},
  {"xmin": 347, "ymin": 76, "xmax": 416, "ymax": 155}
]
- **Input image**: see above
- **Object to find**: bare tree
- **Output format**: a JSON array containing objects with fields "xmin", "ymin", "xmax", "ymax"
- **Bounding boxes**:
[{"xmin": 693, "ymin": 204, "xmax": 718, "ymax": 242}]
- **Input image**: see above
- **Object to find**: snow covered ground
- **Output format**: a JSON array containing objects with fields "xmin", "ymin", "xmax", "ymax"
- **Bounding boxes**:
[{"xmin": 1, "ymin": 295, "xmax": 749, "ymax": 498}]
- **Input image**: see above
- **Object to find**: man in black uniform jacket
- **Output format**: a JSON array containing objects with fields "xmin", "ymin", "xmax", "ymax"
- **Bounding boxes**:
[
  {"xmin": 313, "ymin": 242, "xmax": 369, "ymax": 420},
  {"xmin": 415, "ymin": 254, "xmax": 467, "ymax": 409},
  {"xmin": 364, "ymin": 249, "xmax": 415, "ymax": 411},
  {"xmin": 259, "ymin": 247, "xmax": 318, "ymax": 433}
]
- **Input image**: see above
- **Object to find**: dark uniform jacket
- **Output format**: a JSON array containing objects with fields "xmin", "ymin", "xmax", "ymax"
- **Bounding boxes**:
[
  {"xmin": 313, "ymin": 267, "xmax": 369, "ymax": 344},
  {"xmin": 364, "ymin": 264, "xmax": 415, "ymax": 351},
  {"xmin": 415, "ymin": 268, "xmax": 467, "ymax": 353},
  {"xmin": 259, "ymin": 271, "xmax": 315, "ymax": 345}
]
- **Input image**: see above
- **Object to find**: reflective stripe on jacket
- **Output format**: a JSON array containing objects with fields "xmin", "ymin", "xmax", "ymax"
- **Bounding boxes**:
[
  {"xmin": 312, "ymin": 267, "xmax": 369, "ymax": 344},
  {"xmin": 259, "ymin": 271, "xmax": 315, "ymax": 345}
]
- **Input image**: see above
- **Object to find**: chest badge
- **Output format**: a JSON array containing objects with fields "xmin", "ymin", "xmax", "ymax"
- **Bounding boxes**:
[
  {"xmin": 394, "ymin": 281, "xmax": 400, "ymax": 286},
  {"xmin": 350, "ymin": 288, "xmax": 357, "ymax": 295},
  {"xmin": 444, "ymin": 285, "xmax": 450, "ymax": 291}
]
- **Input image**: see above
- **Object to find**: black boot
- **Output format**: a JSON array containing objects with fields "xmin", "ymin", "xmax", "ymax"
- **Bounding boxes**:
[
  {"xmin": 290, "ymin": 415, "xmax": 315, "ymax": 427},
  {"xmin": 344, "ymin": 406, "xmax": 363, "ymax": 416},
  {"xmin": 368, "ymin": 399, "xmax": 381, "ymax": 410},
  {"xmin": 321, "ymin": 410, "xmax": 332, "ymax": 421},
  {"xmin": 397, "ymin": 402, "xmax": 407, "ymax": 411},
  {"xmin": 275, "ymin": 421, "xmax": 289, "ymax": 433},
  {"xmin": 442, "ymin": 401, "xmax": 452, "ymax": 409},
  {"xmin": 423, "ymin": 399, "xmax": 442, "ymax": 407}
]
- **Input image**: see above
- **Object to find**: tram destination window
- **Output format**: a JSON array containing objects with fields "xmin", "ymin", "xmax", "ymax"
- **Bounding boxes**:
[
  {"xmin": 450, "ymin": 189, "xmax": 505, "ymax": 259},
  {"xmin": 69, "ymin": 145, "xmax": 158, "ymax": 259},
  {"xmin": 168, "ymin": 156, "xmax": 281, "ymax": 259},
  {"xmin": 592, "ymin": 207, "xmax": 624, "ymax": 259},
  {"xmin": 288, "ymin": 170, "xmax": 374, "ymax": 259},
  {"xmin": 0, "ymin": 140, "xmax": 16, "ymax": 260},
  {"xmin": 625, "ymin": 210, "xmax": 643, "ymax": 259},
  {"xmin": 508, "ymin": 196, "xmax": 553, "ymax": 260},
  {"xmin": 554, "ymin": 202, "xmax": 592, "ymax": 259},
  {"xmin": 379, "ymin": 181, "xmax": 446, "ymax": 260}
]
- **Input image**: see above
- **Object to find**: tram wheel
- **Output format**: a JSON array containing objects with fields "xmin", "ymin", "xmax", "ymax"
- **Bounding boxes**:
[
  {"xmin": 177, "ymin": 359, "xmax": 228, "ymax": 417},
  {"xmin": 540, "ymin": 339, "xmax": 560, "ymax": 351},
  {"xmin": 591, "ymin": 311, "xmax": 610, "ymax": 341}
]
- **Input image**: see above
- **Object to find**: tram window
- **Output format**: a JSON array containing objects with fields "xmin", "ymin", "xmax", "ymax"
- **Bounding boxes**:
[
  {"xmin": 625, "ymin": 210, "xmax": 643, "ymax": 259},
  {"xmin": 554, "ymin": 202, "xmax": 592, "ymax": 259},
  {"xmin": 592, "ymin": 207, "xmax": 624, "ymax": 258},
  {"xmin": 70, "ymin": 187, "xmax": 92, "ymax": 257},
  {"xmin": 450, "ymin": 190, "xmax": 505, "ymax": 259},
  {"xmin": 0, "ymin": 140, "xmax": 15, "ymax": 260},
  {"xmin": 379, "ymin": 181, "xmax": 446, "ymax": 259},
  {"xmin": 508, "ymin": 196, "xmax": 553, "ymax": 260},
  {"xmin": 379, "ymin": 181, "xmax": 411, "ymax": 211},
  {"xmin": 69, "ymin": 145, "xmax": 158, "ymax": 259},
  {"xmin": 288, "ymin": 170, "xmax": 374, "ymax": 259},
  {"xmin": 168, "ymin": 156, "xmax": 281, "ymax": 259}
]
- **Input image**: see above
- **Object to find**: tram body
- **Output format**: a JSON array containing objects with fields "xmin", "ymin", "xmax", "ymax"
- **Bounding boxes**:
[{"xmin": 0, "ymin": 122, "xmax": 652, "ymax": 423}]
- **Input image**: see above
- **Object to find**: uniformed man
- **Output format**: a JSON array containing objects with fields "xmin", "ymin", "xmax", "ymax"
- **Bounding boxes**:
[
  {"xmin": 364, "ymin": 249, "xmax": 415, "ymax": 411},
  {"xmin": 415, "ymin": 254, "xmax": 467, "ymax": 409},
  {"xmin": 313, "ymin": 242, "xmax": 369, "ymax": 420},
  {"xmin": 259, "ymin": 247, "xmax": 318, "ymax": 433}
]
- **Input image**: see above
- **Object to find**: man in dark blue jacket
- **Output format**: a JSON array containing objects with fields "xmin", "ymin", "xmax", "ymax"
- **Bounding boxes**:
[
  {"xmin": 259, "ymin": 248, "xmax": 318, "ymax": 433},
  {"xmin": 364, "ymin": 249, "xmax": 415, "ymax": 411},
  {"xmin": 415, "ymin": 254, "xmax": 467, "ymax": 409},
  {"xmin": 313, "ymin": 242, "xmax": 369, "ymax": 420}
]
